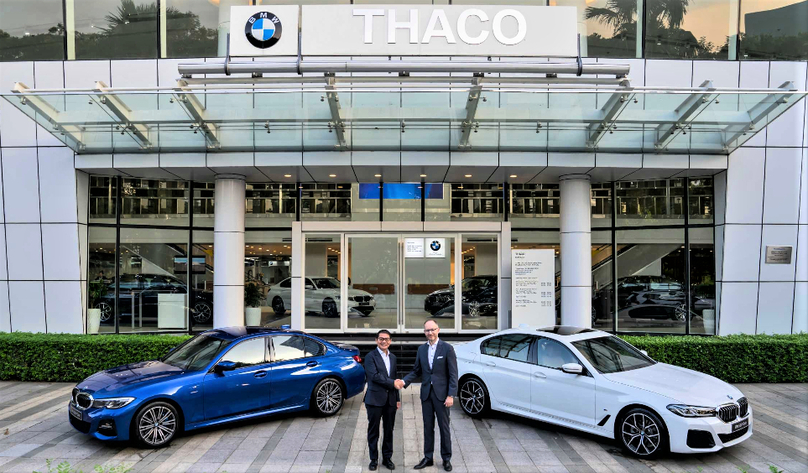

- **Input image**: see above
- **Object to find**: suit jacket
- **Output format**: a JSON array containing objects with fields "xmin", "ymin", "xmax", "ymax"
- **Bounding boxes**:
[
  {"xmin": 363, "ymin": 348, "xmax": 401, "ymax": 407},
  {"xmin": 403, "ymin": 339, "xmax": 458, "ymax": 402}
]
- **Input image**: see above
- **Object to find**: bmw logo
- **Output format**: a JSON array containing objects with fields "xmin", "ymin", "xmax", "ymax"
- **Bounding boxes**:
[
  {"xmin": 430, "ymin": 241, "xmax": 441, "ymax": 251},
  {"xmin": 727, "ymin": 394, "xmax": 734, "ymax": 400},
  {"xmin": 245, "ymin": 12, "xmax": 282, "ymax": 49}
]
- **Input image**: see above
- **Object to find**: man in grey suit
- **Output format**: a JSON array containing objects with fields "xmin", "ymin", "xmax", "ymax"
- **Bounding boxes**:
[{"xmin": 396, "ymin": 320, "xmax": 458, "ymax": 472}]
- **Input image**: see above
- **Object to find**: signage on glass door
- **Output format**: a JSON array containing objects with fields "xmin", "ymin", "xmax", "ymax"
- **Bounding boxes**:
[
  {"xmin": 405, "ymin": 238, "xmax": 446, "ymax": 258},
  {"xmin": 230, "ymin": 5, "xmax": 577, "ymax": 57}
]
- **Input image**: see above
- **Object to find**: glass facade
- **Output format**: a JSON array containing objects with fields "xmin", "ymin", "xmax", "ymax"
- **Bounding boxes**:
[{"xmin": 1, "ymin": 0, "xmax": 805, "ymax": 60}]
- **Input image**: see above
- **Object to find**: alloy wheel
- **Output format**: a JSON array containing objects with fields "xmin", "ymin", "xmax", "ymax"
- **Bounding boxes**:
[
  {"xmin": 96, "ymin": 302, "xmax": 112, "ymax": 322},
  {"xmin": 138, "ymin": 404, "xmax": 177, "ymax": 447},
  {"xmin": 621, "ymin": 412, "xmax": 661, "ymax": 456},
  {"xmin": 193, "ymin": 302, "xmax": 212, "ymax": 323},
  {"xmin": 323, "ymin": 299, "xmax": 338, "ymax": 318},
  {"xmin": 674, "ymin": 303, "xmax": 687, "ymax": 321},
  {"xmin": 316, "ymin": 379, "xmax": 343, "ymax": 415},
  {"xmin": 272, "ymin": 297, "xmax": 285, "ymax": 315},
  {"xmin": 459, "ymin": 378, "xmax": 486, "ymax": 416}
]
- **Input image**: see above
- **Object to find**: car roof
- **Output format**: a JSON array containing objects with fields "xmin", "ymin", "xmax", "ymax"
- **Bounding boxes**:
[
  {"xmin": 203, "ymin": 326, "xmax": 303, "ymax": 341},
  {"xmin": 493, "ymin": 325, "xmax": 611, "ymax": 343}
]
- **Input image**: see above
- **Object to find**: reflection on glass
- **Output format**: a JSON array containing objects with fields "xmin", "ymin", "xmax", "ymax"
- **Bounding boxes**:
[
  {"xmin": 246, "ymin": 184, "xmax": 297, "ymax": 227},
  {"xmin": 120, "ymin": 178, "xmax": 189, "ymax": 226},
  {"xmin": 74, "ymin": 0, "xmax": 158, "ymax": 59},
  {"xmin": 304, "ymin": 234, "xmax": 341, "ymax": 330},
  {"xmin": 616, "ymin": 229, "xmax": 686, "ymax": 333},
  {"xmin": 591, "ymin": 235, "xmax": 614, "ymax": 331},
  {"xmin": 88, "ymin": 227, "xmax": 117, "ymax": 333},
  {"xmin": 89, "ymin": 176, "xmax": 118, "ymax": 224},
  {"xmin": 740, "ymin": 0, "xmax": 808, "ymax": 60},
  {"xmin": 461, "ymin": 235, "xmax": 498, "ymax": 330},
  {"xmin": 0, "ymin": 0, "xmax": 65, "ymax": 60},
  {"xmin": 689, "ymin": 227, "xmax": 716, "ymax": 334},
  {"xmin": 689, "ymin": 177, "xmax": 714, "ymax": 224},
  {"xmin": 553, "ymin": 0, "xmax": 637, "ymax": 58},
  {"xmin": 193, "ymin": 182, "xmax": 215, "ymax": 228},
  {"xmin": 347, "ymin": 237, "xmax": 396, "ymax": 330},
  {"xmin": 300, "ymin": 184, "xmax": 353, "ymax": 220},
  {"xmin": 191, "ymin": 231, "xmax": 214, "ymax": 331},
  {"xmin": 451, "ymin": 184, "xmax": 503, "ymax": 221},
  {"xmin": 117, "ymin": 228, "xmax": 192, "ymax": 332},
  {"xmin": 616, "ymin": 179, "xmax": 685, "ymax": 226},
  {"xmin": 644, "ymin": 0, "xmax": 732, "ymax": 59},
  {"xmin": 409, "ymin": 237, "xmax": 455, "ymax": 330},
  {"xmin": 165, "ymin": 0, "xmax": 226, "ymax": 58},
  {"xmin": 248, "ymin": 231, "xmax": 292, "ymax": 328}
]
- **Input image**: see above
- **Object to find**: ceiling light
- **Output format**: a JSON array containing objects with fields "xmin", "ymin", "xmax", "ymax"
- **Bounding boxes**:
[
  {"xmin": 420, "ymin": 174, "xmax": 427, "ymax": 178},
  {"xmin": 465, "ymin": 174, "xmax": 472, "ymax": 178},
  {"xmin": 284, "ymin": 174, "xmax": 292, "ymax": 178},
  {"xmin": 329, "ymin": 174, "xmax": 337, "ymax": 178},
  {"xmin": 510, "ymin": 174, "xmax": 517, "ymax": 178},
  {"xmin": 374, "ymin": 174, "xmax": 382, "ymax": 178}
]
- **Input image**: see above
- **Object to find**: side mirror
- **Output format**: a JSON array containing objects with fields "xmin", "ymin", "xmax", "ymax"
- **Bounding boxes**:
[
  {"xmin": 640, "ymin": 350, "xmax": 649, "ymax": 357},
  {"xmin": 214, "ymin": 360, "xmax": 237, "ymax": 375},
  {"xmin": 561, "ymin": 363, "xmax": 584, "ymax": 375},
  {"xmin": 305, "ymin": 284, "xmax": 315, "ymax": 290}
]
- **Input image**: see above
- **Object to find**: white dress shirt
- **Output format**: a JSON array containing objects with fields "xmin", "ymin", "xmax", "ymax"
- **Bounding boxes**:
[
  {"xmin": 428, "ymin": 337, "xmax": 439, "ymax": 370},
  {"xmin": 377, "ymin": 347, "xmax": 391, "ymax": 377}
]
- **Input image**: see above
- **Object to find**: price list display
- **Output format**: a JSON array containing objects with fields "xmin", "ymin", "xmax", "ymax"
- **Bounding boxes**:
[{"xmin": 511, "ymin": 249, "xmax": 556, "ymax": 327}]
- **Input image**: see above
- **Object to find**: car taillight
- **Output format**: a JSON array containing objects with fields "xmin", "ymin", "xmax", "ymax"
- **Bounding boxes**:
[{"xmin": 353, "ymin": 355, "xmax": 362, "ymax": 363}]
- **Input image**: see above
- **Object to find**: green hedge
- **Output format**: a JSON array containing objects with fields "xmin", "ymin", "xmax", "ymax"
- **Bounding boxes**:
[
  {"xmin": 0, "ymin": 333, "xmax": 191, "ymax": 382},
  {"xmin": 620, "ymin": 334, "xmax": 808, "ymax": 383},
  {"xmin": 0, "ymin": 332, "xmax": 805, "ymax": 383}
]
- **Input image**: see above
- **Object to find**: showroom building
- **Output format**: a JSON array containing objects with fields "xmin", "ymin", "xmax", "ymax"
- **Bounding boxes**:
[{"xmin": 0, "ymin": 0, "xmax": 806, "ymax": 338}]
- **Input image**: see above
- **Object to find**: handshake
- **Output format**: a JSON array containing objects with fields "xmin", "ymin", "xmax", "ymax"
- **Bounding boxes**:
[{"xmin": 393, "ymin": 379, "xmax": 406, "ymax": 390}]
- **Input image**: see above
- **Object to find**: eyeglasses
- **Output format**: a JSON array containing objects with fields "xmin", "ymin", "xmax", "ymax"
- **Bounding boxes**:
[
  {"xmin": 377, "ymin": 337, "xmax": 391, "ymax": 342},
  {"xmin": 424, "ymin": 328, "xmax": 438, "ymax": 333}
]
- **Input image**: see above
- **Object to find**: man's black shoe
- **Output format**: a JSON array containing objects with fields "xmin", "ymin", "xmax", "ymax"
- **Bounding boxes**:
[
  {"xmin": 443, "ymin": 460, "xmax": 453, "ymax": 471},
  {"xmin": 369, "ymin": 460, "xmax": 378, "ymax": 471},
  {"xmin": 413, "ymin": 458, "xmax": 433, "ymax": 469},
  {"xmin": 382, "ymin": 458, "xmax": 395, "ymax": 470}
]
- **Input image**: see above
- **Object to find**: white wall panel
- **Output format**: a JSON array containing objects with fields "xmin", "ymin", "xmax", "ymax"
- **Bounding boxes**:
[
  {"xmin": 0, "ymin": 226, "xmax": 6, "ymax": 280},
  {"xmin": 714, "ymin": 171, "xmax": 727, "ymax": 225},
  {"xmin": 756, "ymin": 282, "xmax": 796, "ymax": 334},
  {"xmin": 763, "ymin": 148, "xmax": 802, "ymax": 224},
  {"xmin": 1, "ymin": 148, "xmax": 41, "ymax": 223},
  {"xmin": 76, "ymin": 170, "xmax": 89, "ymax": 225},
  {"xmin": 766, "ymin": 62, "xmax": 807, "ymax": 147},
  {"xmin": 724, "ymin": 148, "xmax": 765, "ymax": 224},
  {"xmin": 111, "ymin": 60, "xmax": 157, "ymax": 88},
  {"xmin": 797, "ymin": 225, "xmax": 807, "ymax": 282},
  {"xmin": 794, "ymin": 282, "xmax": 807, "ymax": 333},
  {"xmin": 0, "ymin": 282, "xmax": 8, "ymax": 332},
  {"xmin": 718, "ymin": 282, "xmax": 758, "ymax": 335},
  {"xmin": 759, "ymin": 225, "xmax": 798, "ymax": 282},
  {"xmin": 715, "ymin": 225, "xmax": 724, "ymax": 282},
  {"xmin": 64, "ymin": 60, "xmax": 110, "ymax": 89},
  {"xmin": 644, "ymin": 60, "xmax": 692, "ymax": 87},
  {"xmin": 42, "ymin": 223, "xmax": 81, "ymax": 281},
  {"xmin": 39, "ymin": 147, "xmax": 78, "ymax": 223},
  {"xmin": 692, "ymin": 61, "xmax": 739, "ymax": 88},
  {"xmin": 0, "ymin": 61, "xmax": 37, "ymax": 147},
  {"xmin": 5, "ymin": 224, "xmax": 43, "ymax": 280},
  {"xmin": 722, "ymin": 224, "xmax": 762, "ymax": 282},
  {"xmin": 801, "ymin": 149, "xmax": 808, "ymax": 225},
  {"xmin": 45, "ymin": 281, "xmax": 83, "ymax": 333},
  {"xmin": 9, "ymin": 281, "xmax": 45, "ymax": 333}
]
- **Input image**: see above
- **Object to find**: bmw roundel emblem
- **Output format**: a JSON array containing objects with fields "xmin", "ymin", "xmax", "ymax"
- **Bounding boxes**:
[
  {"xmin": 245, "ymin": 12, "xmax": 282, "ymax": 49},
  {"xmin": 430, "ymin": 241, "xmax": 441, "ymax": 251}
]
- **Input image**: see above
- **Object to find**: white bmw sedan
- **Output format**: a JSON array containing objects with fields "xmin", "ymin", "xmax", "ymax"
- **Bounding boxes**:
[{"xmin": 455, "ymin": 326, "xmax": 752, "ymax": 457}]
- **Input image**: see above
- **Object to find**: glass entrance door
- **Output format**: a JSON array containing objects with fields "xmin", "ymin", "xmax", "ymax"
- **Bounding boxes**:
[
  {"xmin": 346, "ymin": 235, "xmax": 399, "ymax": 331},
  {"xmin": 403, "ymin": 235, "xmax": 456, "ymax": 331}
]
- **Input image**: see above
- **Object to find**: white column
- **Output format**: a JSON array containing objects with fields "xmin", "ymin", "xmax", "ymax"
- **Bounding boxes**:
[
  {"xmin": 290, "ymin": 221, "xmax": 303, "ymax": 330},
  {"xmin": 559, "ymin": 174, "xmax": 592, "ymax": 328},
  {"xmin": 213, "ymin": 174, "xmax": 246, "ymax": 328}
]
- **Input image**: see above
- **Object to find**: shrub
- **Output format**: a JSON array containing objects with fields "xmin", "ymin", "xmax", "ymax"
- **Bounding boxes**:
[{"xmin": 620, "ymin": 333, "xmax": 808, "ymax": 383}]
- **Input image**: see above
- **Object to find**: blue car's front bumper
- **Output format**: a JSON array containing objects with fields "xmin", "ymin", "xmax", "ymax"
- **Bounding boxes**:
[{"xmin": 68, "ymin": 400, "xmax": 138, "ymax": 441}]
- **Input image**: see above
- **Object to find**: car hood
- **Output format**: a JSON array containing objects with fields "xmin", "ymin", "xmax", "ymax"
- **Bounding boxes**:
[
  {"xmin": 603, "ymin": 363, "xmax": 743, "ymax": 406},
  {"xmin": 428, "ymin": 287, "xmax": 454, "ymax": 297},
  {"xmin": 76, "ymin": 360, "xmax": 184, "ymax": 396},
  {"xmin": 347, "ymin": 288, "xmax": 372, "ymax": 297}
]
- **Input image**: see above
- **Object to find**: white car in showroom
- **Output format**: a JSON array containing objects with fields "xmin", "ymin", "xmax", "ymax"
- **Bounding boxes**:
[
  {"xmin": 455, "ymin": 326, "xmax": 751, "ymax": 457},
  {"xmin": 266, "ymin": 277, "xmax": 376, "ymax": 317}
]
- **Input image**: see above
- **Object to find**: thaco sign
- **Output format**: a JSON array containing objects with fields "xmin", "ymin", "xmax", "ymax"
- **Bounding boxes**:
[{"xmin": 230, "ymin": 5, "xmax": 578, "ymax": 57}]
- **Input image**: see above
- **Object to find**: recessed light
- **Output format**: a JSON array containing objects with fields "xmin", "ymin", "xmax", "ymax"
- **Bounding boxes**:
[
  {"xmin": 510, "ymin": 174, "xmax": 517, "ymax": 178},
  {"xmin": 420, "ymin": 174, "xmax": 427, "ymax": 178},
  {"xmin": 374, "ymin": 174, "xmax": 382, "ymax": 178},
  {"xmin": 284, "ymin": 174, "xmax": 292, "ymax": 178},
  {"xmin": 329, "ymin": 174, "xmax": 337, "ymax": 178},
  {"xmin": 465, "ymin": 174, "xmax": 472, "ymax": 178}
]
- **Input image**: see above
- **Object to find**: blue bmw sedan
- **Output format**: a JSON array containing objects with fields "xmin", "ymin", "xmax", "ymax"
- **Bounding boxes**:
[{"xmin": 68, "ymin": 327, "xmax": 365, "ymax": 448}]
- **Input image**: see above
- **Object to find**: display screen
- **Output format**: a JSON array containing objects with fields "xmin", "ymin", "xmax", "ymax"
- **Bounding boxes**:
[{"xmin": 359, "ymin": 183, "xmax": 443, "ymax": 199}]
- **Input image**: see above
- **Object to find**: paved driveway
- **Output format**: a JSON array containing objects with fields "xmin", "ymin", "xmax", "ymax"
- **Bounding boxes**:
[{"xmin": 0, "ymin": 382, "xmax": 805, "ymax": 473}]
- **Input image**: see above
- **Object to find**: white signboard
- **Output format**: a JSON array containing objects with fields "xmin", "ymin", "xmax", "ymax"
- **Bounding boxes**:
[
  {"xmin": 425, "ymin": 238, "xmax": 446, "ymax": 258},
  {"xmin": 405, "ymin": 238, "xmax": 425, "ymax": 258},
  {"xmin": 230, "ymin": 6, "xmax": 300, "ymax": 57},
  {"xmin": 511, "ymin": 249, "xmax": 555, "ymax": 327},
  {"xmin": 230, "ymin": 5, "xmax": 577, "ymax": 57}
]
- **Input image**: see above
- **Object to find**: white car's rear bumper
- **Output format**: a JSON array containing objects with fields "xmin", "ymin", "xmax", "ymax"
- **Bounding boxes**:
[{"xmin": 664, "ymin": 407, "xmax": 752, "ymax": 453}]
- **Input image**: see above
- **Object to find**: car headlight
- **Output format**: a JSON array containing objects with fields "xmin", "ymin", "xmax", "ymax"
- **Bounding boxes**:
[
  {"xmin": 92, "ymin": 397, "xmax": 135, "ymax": 409},
  {"xmin": 666, "ymin": 404, "xmax": 716, "ymax": 417}
]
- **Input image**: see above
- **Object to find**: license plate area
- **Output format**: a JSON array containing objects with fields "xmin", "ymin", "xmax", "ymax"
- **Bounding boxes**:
[
  {"xmin": 732, "ymin": 418, "xmax": 748, "ymax": 432},
  {"xmin": 69, "ymin": 403, "xmax": 82, "ymax": 420}
]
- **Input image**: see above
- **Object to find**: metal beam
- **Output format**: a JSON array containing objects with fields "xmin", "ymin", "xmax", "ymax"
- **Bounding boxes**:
[
  {"xmin": 586, "ymin": 82, "xmax": 634, "ymax": 148},
  {"xmin": 174, "ymin": 80, "xmax": 221, "ymax": 150},
  {"xmin": 459, "ymin": 78, "xmax": 483, "ymax": 150},
  {"xmin": 723, "ymin": 81, "xmax": 796, "ymax": 149},
  {"xmin": 654, "ymin": 80, "xmax": 716, "ymax": 151},
  {"xmin": 325, "ymin": 74, "xmax": 347, "ymax": 149},
  {"xmin": 93, "ymin": 81, "xmax": 152, "ymax": 149},
  {"xmin": 11, "ymin": 82, "xmax": 87, "ymax": 150}
]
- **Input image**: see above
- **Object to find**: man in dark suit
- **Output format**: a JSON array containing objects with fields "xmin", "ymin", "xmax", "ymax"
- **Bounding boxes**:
[
  {"xmin": 396, "ymin": 320, "xmax": 458, "ymax": 472},
  {"xmin": 363, "ymin": 329, "xmax": 401, "ymax": 471}
]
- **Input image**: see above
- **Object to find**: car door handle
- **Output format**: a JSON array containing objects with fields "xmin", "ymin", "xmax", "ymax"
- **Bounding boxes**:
[
  {"xmin": 306, "ymin": 361, "xmax": 318, "ymax": 367},
  {"xmin": 533, "ymin": 372, "xmax": 547, "ymax": 379},
  {"xmin": 483, "ymin": 361, "xmax": 496, "ymax": 367},
  {"xmin": 254, "ymin": 371, "xmax": 267, "ymax": 378}
]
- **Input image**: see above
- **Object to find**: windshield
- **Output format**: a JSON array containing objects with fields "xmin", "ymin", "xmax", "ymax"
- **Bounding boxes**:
[
  {"xmin": 312, "ymin": 278, "xmax": 340, "ymax": 289},
  {"xmin": 163, "ymin": 334, "xmax": 232, "ymax": 371},
  {"xmin": 572, "ymin": 336, "xmax": 654, "ymax": 374},
  {"xmin": 462, "ymin": 278, "xmax": 491, "ymax": 291}
]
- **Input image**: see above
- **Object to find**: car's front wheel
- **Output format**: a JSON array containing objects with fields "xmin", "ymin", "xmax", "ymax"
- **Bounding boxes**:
[
  {"xmin": 312, "ymin": 378, "xmax": 344, "ymax": 416},
  {"xmin": 95, "ymin": 301, "xmax": 113, "ymax": 323},
  {"xmin": 272, "ymin": 296, "xmax": 286, "ymax": 316},
  {"xmin": 458, "ymin": 376, "xmax": 490, "ymax": 418},
  {"xmin": 322, "ymin": 298, "xmax": 338, "ymax": 318},
  {"xmin": 133, "ymin": 401, "xmax": 179, "ymax": 449},
  {"xmin": 192, "ymin": 301, "xmax": 213, "ymax": 324},
  {"xmin": 618, "ymin": 407, "xmax": 667, "ymax": 458}
]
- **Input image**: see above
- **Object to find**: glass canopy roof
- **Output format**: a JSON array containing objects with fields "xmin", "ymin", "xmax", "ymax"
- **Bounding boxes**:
[{"xmin": 2, "ymin": 77, "xmax": 805, "ymax": 155}]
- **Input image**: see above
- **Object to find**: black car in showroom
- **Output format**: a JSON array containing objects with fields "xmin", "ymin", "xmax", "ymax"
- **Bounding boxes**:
[
  {"xmin": 592, "ymin": 276, "xmax": 715, "ymax": 323},
  {"xmin": 92, "ymin": 273, "xmax": 214, "ymax": 325},
  {"xmin": 424, "ymin": 275, "xmax": 498, "ymax": 317}
]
